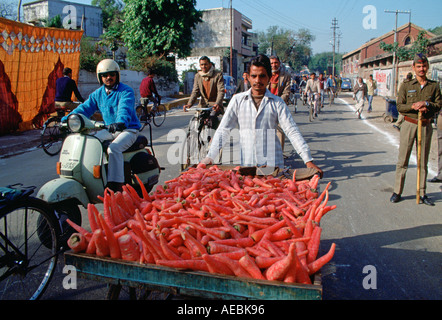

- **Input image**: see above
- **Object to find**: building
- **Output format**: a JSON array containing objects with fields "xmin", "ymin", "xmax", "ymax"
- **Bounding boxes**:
[
  {"xmin": 341, "ymin": 23, "xmax": 440, "ymax": 96},
  {"xmin": 23, "ymin": 0, "xmax": 102, "ymax": 39},
  {"xmin": 176, "ymin": 7, "xmax": 258, "ymax": 83}
]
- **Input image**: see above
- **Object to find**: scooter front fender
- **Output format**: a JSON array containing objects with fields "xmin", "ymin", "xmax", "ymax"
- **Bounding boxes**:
[{"xmin": 37, "ymin": 178, "xmax": 90, "ymax": 208}]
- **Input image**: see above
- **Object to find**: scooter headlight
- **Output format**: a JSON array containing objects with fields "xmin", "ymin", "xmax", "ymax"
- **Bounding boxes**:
[{"xmin": 67, "ymin": 114, "xmax": 84, "ymax": 133}]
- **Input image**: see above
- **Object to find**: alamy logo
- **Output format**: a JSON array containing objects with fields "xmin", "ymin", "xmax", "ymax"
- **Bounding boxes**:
[
  {"xmin": 62, "ymin": 5, "xmax": 77, "ymax": 29},
  {"xmin": 362, "ymin": 5, "xmax": 377, "ymax": 30}
]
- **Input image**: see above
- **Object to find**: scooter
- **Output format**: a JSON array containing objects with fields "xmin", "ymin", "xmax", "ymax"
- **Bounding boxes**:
[{"xmin": 37, "ymin": 114, "xmax": 160, "ymax": 242}]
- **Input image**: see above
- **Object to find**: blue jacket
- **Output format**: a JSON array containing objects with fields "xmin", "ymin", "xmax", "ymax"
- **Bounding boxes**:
[{"xmin": 66, "ymin": 83, "xmax": 141, "ymax": 130}]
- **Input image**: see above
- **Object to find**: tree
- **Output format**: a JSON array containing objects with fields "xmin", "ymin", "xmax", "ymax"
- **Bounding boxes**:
[
  {"xmin": 308, "ymin": 52, "xmax": 343, "ymax": 75},
  {"xmin": 380, "ymin": 30, "xmax": 430, "ymax": 62},
  {"xmin": 0, "ymin": 1, "xmax": 16, "ymax": 20},
  {"xmin": 258, "ymin": 26, "xmax": 314, "ymax": 71},
  {"xmin": 428, "ymin": 26, "xmax": 442, "ymax": 35},
  {"xmin": 91, "ymin": 0, "xmax": 124, "ymax": 30},
  {"xmin": 122, "ymin": 0, "xmax": 202, "ymax": 61}
]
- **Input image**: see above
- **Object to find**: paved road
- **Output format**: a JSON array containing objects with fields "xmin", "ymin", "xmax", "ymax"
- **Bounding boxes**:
[{"xmin": 0, "ymin": 93, "xmax": 441, "ymax": 300}]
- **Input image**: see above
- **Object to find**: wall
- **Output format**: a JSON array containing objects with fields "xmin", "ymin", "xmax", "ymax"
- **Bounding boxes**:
[
  {"xmin": 23, "ymin": 0, "xmax": 102, "ymax": 39},
  {"xmin": 175, "ymin": 55, "xmax": 222, "ymax": 82},
  {"xmin": 78, "ymin": 70, "xmax": 179, "ymax": 103}
]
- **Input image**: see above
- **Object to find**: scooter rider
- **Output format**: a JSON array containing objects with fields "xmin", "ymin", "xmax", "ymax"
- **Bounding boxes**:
[{"xmin": 62, "ymin": 59, "xmax": 141, "ymax": 192}]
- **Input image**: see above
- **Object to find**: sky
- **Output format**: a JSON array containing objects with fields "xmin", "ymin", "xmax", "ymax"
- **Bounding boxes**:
[{"xmin": 25, "ymin": 0, "xmax": 442, "ymax": 55}]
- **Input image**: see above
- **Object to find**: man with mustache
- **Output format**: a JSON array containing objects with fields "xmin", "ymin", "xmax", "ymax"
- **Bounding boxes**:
[{"xmin": 201, "ymin": 54, "xmax": 322, "ymax": 177}]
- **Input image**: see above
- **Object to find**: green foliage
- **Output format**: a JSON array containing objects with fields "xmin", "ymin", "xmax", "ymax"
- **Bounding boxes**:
[
  {"xmin": 122, "ymin": 0, "xmax": 202, "ymax": 60},
  {"xmin": 91, "ymin": 0, "xmax": 123, "ymax": 30},
  {"xmin": 128, "ymin": 53, "xmax": 178, "ymax": 82},
  {"xmin": 428, "ymin": 26, "xmax": 442, "ymax": 35},
  {"xmin": 308, "ymin": 52, "xmax": 343, "ymax": 74},
  {"xmin": 79, "ymin": 37, "xmax": 107, "ymax": 72},
  {"xmin": 258, "ymin": 26, "xmax": 315, "ymax": 71},
  {"xmin": 47, "ymin": 15, "xmax": 63, "ymax": 28},
  {"xmin": 380, "ymin": 30, "xmax": 430, "ymax": 62}
]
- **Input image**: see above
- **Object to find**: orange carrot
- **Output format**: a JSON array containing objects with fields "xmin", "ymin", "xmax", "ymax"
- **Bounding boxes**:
[
  {"xmin": 295, "ymin": 254, "xmax": 312, "ymax": 284},
  {"xmin": 307, "ymin": 226, "xmax": 322, "ymax": 264},
  {"xmin": 180, "ymin": 228, "xmax": 207, "ymax": 257},
  {"xmin": 66, "ymin": 218, "xmax": 92, "ymax": 241},
  {"xmin": 202, "ymin": 254, "xmax": 234, "ymax": 275},
  {"xmin": 156, "ymin": 259, "xmax": 209, "ymax": 272},
  {"xmin": 87, "ymin": 203, "xmax": 100, "ymax": 232},
  {"xmin": 92, "ymin": 229, "xmax": 110, "ymax": 257},
  {"xmin": 211, "ymin": 254, "xmax": 251, "ymax": 278},
  {"xmin": 255, "ymin": 255, "xmax": 283, "ymax": 269},
  {"xmin": 250, "ymin": 220, "xmax": 286, "ymax": 242},
  {"xmin": 97, "ymin": 213, "xmax": 121, "ymax": 259},
  {"xmin": 134, "ymin": 174, "xmax": 151, "ymax": 201},
  {"xmin": 239, "ymin": 254, "xmax": 265, "ymax": 280},
  {"xmin": 159, "ymin": 234, "xmax": 182, "ymax": 260},
  {"xmin": 118, "ymin": 234, "xmax": 140, "ymax": 261},
  {"xmin": 308, "ymin": 243, "xmax": 336, "ymax": 275},
  {"xmin": 264, "ymin": 242, "xmax": 296, "ymax": 281},
  {"xmin": 67, "ymin": 233, "xmax": 88, "ymax": 253}
]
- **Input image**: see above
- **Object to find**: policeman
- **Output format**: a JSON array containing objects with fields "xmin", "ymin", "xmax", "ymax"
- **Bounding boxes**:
[{"xmin": 390, "ymin": 53, "xmax": 442, "ymax": 206}]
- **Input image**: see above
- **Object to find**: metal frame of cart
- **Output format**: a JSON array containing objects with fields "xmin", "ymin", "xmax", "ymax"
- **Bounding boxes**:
[{"xmin": 65, "ymin": 252, "xmax": 322, "ymax": 300}]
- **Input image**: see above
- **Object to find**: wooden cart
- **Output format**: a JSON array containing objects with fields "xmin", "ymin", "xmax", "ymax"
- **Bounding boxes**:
[{"xmin": 64, "ymin": 252, "xmax": 322, "ymax": 300}]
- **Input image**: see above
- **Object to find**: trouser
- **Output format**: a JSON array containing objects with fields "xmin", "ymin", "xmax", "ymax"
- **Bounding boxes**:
[
  {"xmin": 277, "ymin": 125, "xmax": 285, "ymax": 153},
  {"xmin": 367, "ymin": 95, "xmax": 373, "ymax": 111},
  {"xmin": 95, "ymin": 129, "xmax": 138, "ymax": 183},
  {"xmin": 437, "ymin": 125, "xmax": 442, "ymax": 179},
  {"xmin": 393, "ymin": 120, "xmax": 433, "ymax": 196}
]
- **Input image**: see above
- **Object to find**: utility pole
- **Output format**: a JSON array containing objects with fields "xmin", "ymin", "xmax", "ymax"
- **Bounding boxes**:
[
  {"xmin": 331, "ymin": 18, "xmax": 339, "ymax": 77},
  {"xmin": 230, "ymin": 0, "xmax": 233, "ymax": 77},
  {"xmin": 385, "ymin": 9, "xmax": 412, "ymax": 95}
]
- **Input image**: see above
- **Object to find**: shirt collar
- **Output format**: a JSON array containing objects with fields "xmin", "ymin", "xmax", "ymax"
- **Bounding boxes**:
[{"xmin": 105, "ymin": 83, "xmax": 119, "ymax": 95}]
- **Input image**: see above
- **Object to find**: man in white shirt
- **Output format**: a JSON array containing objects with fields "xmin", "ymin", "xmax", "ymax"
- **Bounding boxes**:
[{"xmin": 201, "ymin": 54, "xmax": 322, "ymax": 176}]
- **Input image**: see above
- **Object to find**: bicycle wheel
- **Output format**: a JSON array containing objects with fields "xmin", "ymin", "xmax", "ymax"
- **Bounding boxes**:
[
  {"xmin": 152, "ymin": 104, "xmax": 166, "ymax": 127},
  {"xmin": 180, "ymin": 117, "xmax": 199, "ymax": 171},
  {"xmin": 0, "ymin": 198, "xmax": 59, "ymax": 300},
  {"xmin": 198, "ymin": 125, "xmax": 214, "ymax": 161},
  {"xmin": 135, "ymin": 106, "xmax": 148, "ymax": 131},
  {"xmin": 41, "ymin": 117, "xmax": 64, "ymax": 156}
]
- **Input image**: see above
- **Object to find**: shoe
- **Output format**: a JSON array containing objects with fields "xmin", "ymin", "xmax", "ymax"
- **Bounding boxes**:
[
  {"xmin": 419, "ymin": 195, "xmax": 435, "ymax": 206},
  {"xmin": 390, "ymin": 193, "xmax": 401, "ymax": 203},
  {"xmin": 314, "ymin": 113, "xmax": 318, "ymax": 117},
  {"xmin": 428, "ymin": 177, "xmax": 442, "ymax": 183},
  {"xmin": 393, "ymin": 125, "xmax": 400, "ymax": 131}
]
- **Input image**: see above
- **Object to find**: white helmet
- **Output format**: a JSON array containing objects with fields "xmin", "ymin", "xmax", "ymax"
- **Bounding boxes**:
[{"xmin": 96, "ymin": 59, "xmax": 120, "ymax": 85}]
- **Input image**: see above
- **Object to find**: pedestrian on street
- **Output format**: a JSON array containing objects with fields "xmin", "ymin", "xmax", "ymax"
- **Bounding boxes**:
[
  {"xmin": 55, "ymin": 67, "xmax": 84, "ymax": 111},
  {"xmin": 354, "ymin": 77, "xmax": 367, "ymax": 119},
  {"xmin": 390, "ymin": 54, "xmax": 442, "ymax": 206},
  {"xmin": 183, "ymin": 56, "xmax": 225, "ymax": 130},
  {"xmin": 268, "ymin": 55, "xmax": 292, "ymax": 154},
  {"xmin": 366, "ymin": 74, "xmax": 377, "ymax": 113},
  {"xmin": 200, "ymin": 54, "xmax": 322, "ymax": 177},
  {"xmin": 140, "ymin": 68, "xmax": 161, "ymax": 109},
  {"xmin": 427, "ymin": 111, "xmax": 442, "ymax": 188},
  {"xmin": 235, "ymin": 71, "xmax": 250, "ymax": 94}
]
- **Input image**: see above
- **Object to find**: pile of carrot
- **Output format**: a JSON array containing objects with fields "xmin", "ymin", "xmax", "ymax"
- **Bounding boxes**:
[{"xmin": 67, "ymin": 164, "xmax": 336, "ymax": 284}]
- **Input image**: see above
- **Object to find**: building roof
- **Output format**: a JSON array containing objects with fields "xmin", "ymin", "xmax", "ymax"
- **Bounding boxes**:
[{"xmin": 342, "ymin": 23, "xmax": 436, "ymax": 59}]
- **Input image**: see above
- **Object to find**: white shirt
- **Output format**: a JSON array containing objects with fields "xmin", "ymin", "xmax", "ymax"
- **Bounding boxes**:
[
  {"xmin": 305, "ymin": 79, "xmax": 321, "ymax": 94},
  {"xmin": 207, "ymin": 89, "xmax": 313, "ymax": 168}
]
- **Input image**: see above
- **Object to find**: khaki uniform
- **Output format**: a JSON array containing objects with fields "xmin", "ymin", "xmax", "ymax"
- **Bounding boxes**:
[{"xmin": 393, "ymin": 78, "xmax": 442, "ymax": 196}]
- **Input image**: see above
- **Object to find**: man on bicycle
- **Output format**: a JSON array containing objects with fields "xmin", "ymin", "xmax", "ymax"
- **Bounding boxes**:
[
  {"xmin": 305, "ymin": 73, "xmax": 321, "ymax": 117},
  {"xmin": 140, "ymin": 68, "xmax": 161, "ymax": 113},
  {"xmin": 200, "ymin": 54, "xmax": 322, "ymax": 177},
  {"xmin": 299, "ymin": 75, "xmax": 307, "ymax": 104},
  {"xmin": 55, "ymin": 67, "xmax": 84, "ymax": 111},
  {"xmin": 183, "ymin": 56, "xmax": 225, "ymax": 130},
  {"xmin": 63, "ymin": 59, "xmax": 141, "ymax": 192}
]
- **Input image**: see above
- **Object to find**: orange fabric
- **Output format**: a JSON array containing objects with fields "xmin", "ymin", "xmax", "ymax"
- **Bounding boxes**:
[{"xmin": 0, "ymin": 17, "xmax": 83, "ymax": 133}]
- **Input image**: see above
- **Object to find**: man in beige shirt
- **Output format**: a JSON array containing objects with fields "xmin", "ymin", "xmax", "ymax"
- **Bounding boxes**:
[{"xmin": 366, "ymin": 74, "xmax": 377, "ymax": 113}]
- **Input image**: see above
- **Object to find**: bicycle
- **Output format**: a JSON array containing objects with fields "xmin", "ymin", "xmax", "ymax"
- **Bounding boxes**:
[
  {"xmin": 307, "ymin": 92, "xmax": 320, "ymax": 122},
  {"xmin": 0, "ymin": 184, "xmax": 60, "ymax": 300},
  {"xmin": 40, "ymin": 105, "xmax": 72, "ymax": 156},
  {"xmin": 181, "ymin": 107, "xmax": 221, "ymax": 171},
  {"xmin": 136, "ymin": 97, "xmax": 166, "ymax": 130}
]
